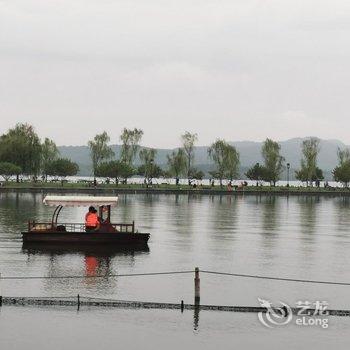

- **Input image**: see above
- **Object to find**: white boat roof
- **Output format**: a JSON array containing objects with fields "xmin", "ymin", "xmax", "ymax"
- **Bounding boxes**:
[{"xmin": 43, "ymin": 195, "xmax": 118, "ymax": 207}]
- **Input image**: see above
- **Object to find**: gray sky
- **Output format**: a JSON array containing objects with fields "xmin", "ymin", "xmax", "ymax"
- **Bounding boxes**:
[{"xmin": 1, "ymin": 0, "xmax": 350, "ymax": 147}]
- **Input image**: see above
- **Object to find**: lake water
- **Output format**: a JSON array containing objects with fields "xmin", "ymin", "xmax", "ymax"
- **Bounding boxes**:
[{"xmin": 1, "ymin": 191, "xmax": 350, "ymax": 349}]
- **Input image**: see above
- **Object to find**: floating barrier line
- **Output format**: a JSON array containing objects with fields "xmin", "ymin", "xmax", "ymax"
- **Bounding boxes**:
[
  {"xmin": 200, "ymin": 270, "xmax": 350, "ymax": 286},
  {"xmin": 1, "ymin": 295, "xmax": 141, "ymax": 304},
  {"xmin": 1, "ymin": 296, "xmax": 350, "ymax": 316},
  {"xmin": 0, "ymin": 270, "xmax": 195, "ymax": 280}
]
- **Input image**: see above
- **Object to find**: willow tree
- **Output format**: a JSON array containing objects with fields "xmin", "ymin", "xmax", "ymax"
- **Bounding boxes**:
[
  {"xmin": 224, "ymin": 144, "xmax": 239, "ymax": 182},
  {"xmin": 337, "ymin": 147, "xmax": 350, "ymax": 166},
  {"xmin": 333, "ymin": 147, "xmax": 350, "ymax": 187},
  {"xmin": 261, "ymin": 138, "xmax": 284, "ymax": 186},
  {"xmin": 88, "ymin": 132, "xmax": 114, "ymax": 180},
  {"xmin": 167, "ymin": 149, "xmax": 186, "ymax": 185},
  {"xmin": 295, "ymin": 137, "xmax": 321, "ymax": 186},
  {"xmin": 208, "ymin": 139, "xmax": 240, "ymax": 187},
  {"xmin": 41, "ymin": 138, "xmax": 59, "ymax": 181},
  {"xmin": 138, "ymin": 148, "xmax": 162, "ymax": 184},
  {"xmin": 0, "ymin": 123, "xmax": 42, "ymax": 181},
  {"xmin": 181, "ymin": 131, "xmax": 198, "ymax": 184},
  {"xmin": 120, "ymin": 128, "xmax": 143, "ymax": 166}
]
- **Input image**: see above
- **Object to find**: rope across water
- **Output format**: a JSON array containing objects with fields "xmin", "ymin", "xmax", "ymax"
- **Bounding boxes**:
[{"xmin": 1, "ymin": 269, "xmax": 350, "ymax": 286}]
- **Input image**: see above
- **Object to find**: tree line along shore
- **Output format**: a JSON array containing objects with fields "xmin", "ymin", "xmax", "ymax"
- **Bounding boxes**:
[{"xmin": 1, "ymin": 123, "xmax": 350, "ymax": 189}]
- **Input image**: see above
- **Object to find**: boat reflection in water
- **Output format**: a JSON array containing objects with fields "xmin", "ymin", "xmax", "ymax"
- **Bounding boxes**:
[{"xmin": 22, "ymin": 242, "xmax": 150, "ymax": 280}]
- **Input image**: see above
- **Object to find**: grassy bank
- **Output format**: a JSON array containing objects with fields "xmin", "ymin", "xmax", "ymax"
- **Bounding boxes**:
[{"xmin": 0, "ymin": 181, "xmax": 349, "ymax": 196}]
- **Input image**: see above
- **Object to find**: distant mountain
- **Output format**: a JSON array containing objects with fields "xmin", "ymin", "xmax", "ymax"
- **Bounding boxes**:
[{"xmin": 58, "ymin": 137, "xmax": 347, "ymax": 179}]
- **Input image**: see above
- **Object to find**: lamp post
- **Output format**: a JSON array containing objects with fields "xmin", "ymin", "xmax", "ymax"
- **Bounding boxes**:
[{"xmin": 286, "ymin": 163, "xmax": 290, "ymax": 187}]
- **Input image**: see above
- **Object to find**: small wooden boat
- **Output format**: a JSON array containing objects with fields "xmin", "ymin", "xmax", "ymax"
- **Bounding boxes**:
[{"xmin": 22, "ymin": 195, "xmax": 150, "ymax": 247}]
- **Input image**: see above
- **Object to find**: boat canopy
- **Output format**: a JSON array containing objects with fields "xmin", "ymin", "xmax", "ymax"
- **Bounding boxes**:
[{"xmin": 43, "ymin": 195, "xmax": 118, "ymax": 207}]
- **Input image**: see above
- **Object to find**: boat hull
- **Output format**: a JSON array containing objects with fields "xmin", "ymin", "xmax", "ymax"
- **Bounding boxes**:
[
  {"xmin": 22, "ymin": 242, "xmax": 150, "ymax": 256},
  {"xmin": 22, "ymin": 231, "xmax": 150, "ymax": 246}
]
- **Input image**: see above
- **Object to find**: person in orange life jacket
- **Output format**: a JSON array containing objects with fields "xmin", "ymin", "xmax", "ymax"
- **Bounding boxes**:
[{"xmin": 85, "ymin": 206, "xmax": 100, "ymax": 232}]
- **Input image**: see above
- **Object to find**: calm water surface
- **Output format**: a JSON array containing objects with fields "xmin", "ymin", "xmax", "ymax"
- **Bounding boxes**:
[{"xmin": 1, "ymin": 192, "xmax": 350, "ymax": 349}]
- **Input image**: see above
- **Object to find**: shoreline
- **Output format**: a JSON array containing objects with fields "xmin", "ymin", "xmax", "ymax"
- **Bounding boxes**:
[{"xmin": 1, "ymin": 185, "xmax": 350, "ymax": 196}]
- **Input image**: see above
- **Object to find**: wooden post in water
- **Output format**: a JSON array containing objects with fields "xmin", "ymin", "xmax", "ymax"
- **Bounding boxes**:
[
  {"xmin": 194, "ymin": 267, "xmax": 200, "ymax": 306},
  {"xmin": 0, "ymin": 273, "xmax": 2, "ymax": 307},
  {"xmin": 194, "ymin": 268, "xmax": 201, "ymax": 330},
  {"xmin": 77, "ymin": 294, "xmax": 80, "ymax": 310}
]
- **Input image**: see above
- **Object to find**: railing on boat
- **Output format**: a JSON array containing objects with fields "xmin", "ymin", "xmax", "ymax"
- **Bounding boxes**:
[{"xmin": 28, "ymin": 221, "xmax": 135, "ymax": 233}]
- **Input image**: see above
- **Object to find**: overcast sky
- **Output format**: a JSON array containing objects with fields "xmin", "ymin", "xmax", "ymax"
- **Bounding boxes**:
[{"xmin": 1, "ymin": 0, "xmax": 350, "ymax": 147}]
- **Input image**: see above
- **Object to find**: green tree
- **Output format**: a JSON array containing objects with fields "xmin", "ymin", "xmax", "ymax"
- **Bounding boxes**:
[
  {"xmin": 137, "ymin": 164, "xmax": 163, "ymax": 185},
  {"xmin": 189, "ymin": 168, "xmax": 204, "ymax": 181},
  {"xmin": 208, "ymin": 139, "xmax": 240, "ymax": 186},
  {"xmin": 181, "ymin": 131, "xmax": 198, "ymax": 185},
  {"xmin": 0, "ymin": 162, "xmax": 22, "ymax": 181},
  {"xmin": 88, "ymin": 132, "xmax": 114, "ymax": 180},
  {"xmin": 245, "ymin": 163, "xmax": 265, "ymax": 186},
  {"xmin": 337, "ymin": 147, "xmax": 350, "ymax": 166},
  {"xmin": 138, "ymin": 148, "xmax": 163, "ymax": 185},
  {"xmin": 120, "ymin": 128, "xmax": 143, "ymax": 166},
  {"xmin": 41, "ymin": 138, "xmax": 59, "ymax": 181},
  {"xmin": 261, "ymin": 138, "xmax": 285, "ymax": 186},
  {"xmin": 208, "ymin": 139, "xmax": 227, "ymax": 187},
  {"xmin": 333, "ymin": 147, "xmax": 350, "ymax": 187},
  {"xmin": 0, "ymin": 123, "xmax": 42, "ymax": 181},
  {"xmin": 295, "ymin": 166, "xmax": 324, "ymax": 184},
  {"xmin": 296, "ymin": 137, "xmax": 321, "ymax": 186},
  {"xmin": 226, "ymin": 145, "xmax": 240, "ymax": 181},
  {"xmin": 167, "ymin": 149, "xmax": 186, "ymax": 185},
  {"xmin": 333, "ymin": 164, "xmax": 350, "ymax": 187},
  {"xmin": 46, "ymin": 158, "xmax": 79, "ymax": 186},
  {"xmin": 119, "ymin": 162, "xmax": 135, "ymax": 184},
  {"xmin": 96, "ymin": 160, "xmax": 134, "ymax": 186}
]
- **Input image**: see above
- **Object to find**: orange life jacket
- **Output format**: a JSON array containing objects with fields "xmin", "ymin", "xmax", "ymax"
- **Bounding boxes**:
[{"xmin": 85, "ymin": 212, "xmax": 99, "ymax": 227}]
